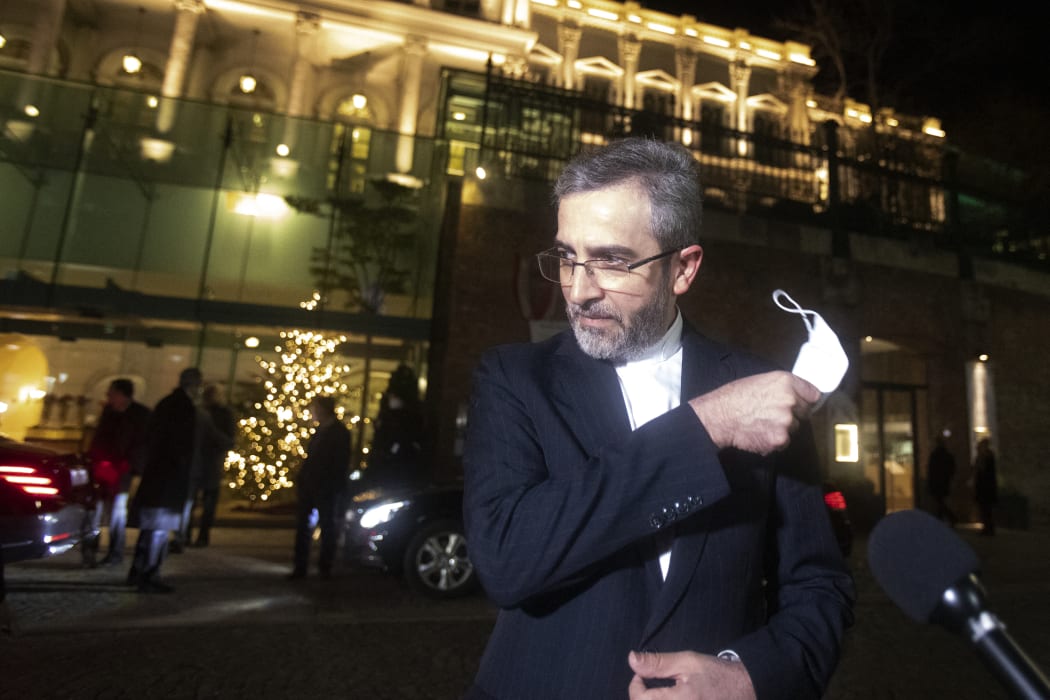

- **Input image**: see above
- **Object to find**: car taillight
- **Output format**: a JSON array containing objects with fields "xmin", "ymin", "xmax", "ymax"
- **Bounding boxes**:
[
  {"xmin": 0, "ymin": 465, "xmax": 61, "ymax": 496},
  {"xmin": 824, "ymin": 490, "xmax": 847, "ymax": 511}
]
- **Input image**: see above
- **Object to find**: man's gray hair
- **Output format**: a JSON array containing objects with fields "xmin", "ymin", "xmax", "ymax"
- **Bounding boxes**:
[{"xmin": 553, "ymin": 137, "xmax": 703, "ymax": 250}]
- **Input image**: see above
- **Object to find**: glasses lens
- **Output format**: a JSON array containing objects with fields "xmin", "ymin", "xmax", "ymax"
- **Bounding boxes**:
[
  {"xmin": 589, "ymin": 261, "xmax": 629, "ymax": 289},
  {"xmin": 536, "ymin": 253, "xmax": 564, "ymax": 283}
]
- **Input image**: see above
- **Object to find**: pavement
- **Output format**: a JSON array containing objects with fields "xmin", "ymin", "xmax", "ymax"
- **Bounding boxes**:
[{"xmin": 2, "ymin": 504, "xmax": 1049, "ymax": 699}]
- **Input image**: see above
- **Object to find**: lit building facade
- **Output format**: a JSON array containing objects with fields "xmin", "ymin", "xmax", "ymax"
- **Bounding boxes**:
[{"xmin": 0, "ymin": 0, "xmax": 1047, "ymax": 527}]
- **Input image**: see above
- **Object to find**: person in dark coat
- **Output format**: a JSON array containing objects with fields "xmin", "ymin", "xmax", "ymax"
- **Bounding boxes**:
[
  {"xmin": 289, "ymin": 395, "xmax": 351, "ymax": 580},
  {"xmin": 84, "ymin": 378, "xmax": 151, "ymax": 567},
  {"xmin": 973, "ymin": 438, "xmax": 998, "ymax": 536},
  {"xmin": 926, "ymin": 435, "xmax": 957, "ymax": 526},
  {"xmin": 367, "ymin": 364, "xmax": 425, "ymax": 489},
  {"xmin": 188, "ymin": 383, "xmax": 236, "ymax": 547},
  {"xmin": 127, "ymin": 367, "xmax": 204, "ymax": 593}
]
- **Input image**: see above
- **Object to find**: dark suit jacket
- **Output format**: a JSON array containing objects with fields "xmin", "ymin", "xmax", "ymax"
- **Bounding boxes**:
[
  {"xmin": 132, "ymin": 388, "xmax": 197, "ymax": 515},
  {"xmin": 462, "ymin": 326, "xmax": 855, "ymax": 700},
  {"xmin": 298, "ymin": 419, "xmax": 351, "ymax": 499}
]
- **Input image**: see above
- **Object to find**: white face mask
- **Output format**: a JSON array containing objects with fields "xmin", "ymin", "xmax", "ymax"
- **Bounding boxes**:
[{"xmin": 772, "ymin": 290, "xmax": 849, "ymax": 396}]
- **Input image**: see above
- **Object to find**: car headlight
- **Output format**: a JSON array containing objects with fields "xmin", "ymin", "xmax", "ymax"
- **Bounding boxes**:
[{"xmin": 359, "ymin": 500, "xmax": 409, "ymax": 529}]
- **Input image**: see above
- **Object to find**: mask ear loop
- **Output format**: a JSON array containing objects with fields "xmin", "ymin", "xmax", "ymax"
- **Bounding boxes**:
[{"xmin": 772, "ymin": 289, "xmax": 816, "ymax": 334}]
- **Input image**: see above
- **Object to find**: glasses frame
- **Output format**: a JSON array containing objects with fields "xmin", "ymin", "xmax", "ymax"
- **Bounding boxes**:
[{"xmin": 535, "ymin": 247, "xmax": 681, "ymax": 287}]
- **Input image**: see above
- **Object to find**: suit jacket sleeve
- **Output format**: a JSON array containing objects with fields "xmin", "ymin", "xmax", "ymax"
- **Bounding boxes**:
[{"xmin": 463, "ymin": 343, "xmax": 733, "ymax": 606}]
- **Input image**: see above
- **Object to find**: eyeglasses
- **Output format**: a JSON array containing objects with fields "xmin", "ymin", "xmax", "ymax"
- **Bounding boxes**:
[{"xmin": 535, "ymin": 247, "xmax": 680, "ymax": 289}]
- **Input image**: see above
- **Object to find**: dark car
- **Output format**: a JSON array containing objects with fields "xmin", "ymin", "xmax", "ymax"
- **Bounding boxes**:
[
  {"xmin": 1, "ymin": 435, "xmax": 96, "ymax": 600},
  {"xmin": 344, "ymin": 478, "xmax": 854, "ymax": 599},
  {"xmin": 343, "ymin": 481, "xmax": 477, "ymax": 599}
]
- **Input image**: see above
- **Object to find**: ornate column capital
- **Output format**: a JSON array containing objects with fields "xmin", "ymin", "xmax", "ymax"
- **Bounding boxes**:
[
  {"xmin": 729, "ymin": 60, "xmax": 751, "ymax": 86},
  {"xmin": 618, "ymin": 34, "xmax": 642, "ymax": 65},
  {"xmin": 174, "ymin": 0, "xmax": 205, "ymax": 14},
  {"xmin": 404, "ymin": 34, "xmax": 428, "ymax": 57},
  {"xmin": 557, "ymin": 23, "xmax": 582, "ymax": 50},
  {"xmin": 296, "ymin": 11, "xmax": 321, "ymax": 35}
]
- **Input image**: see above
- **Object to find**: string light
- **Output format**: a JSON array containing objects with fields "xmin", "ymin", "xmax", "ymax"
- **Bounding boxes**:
[{"xmin": 224, "ymin": 300, "xmax": 358, "ymax": 503}]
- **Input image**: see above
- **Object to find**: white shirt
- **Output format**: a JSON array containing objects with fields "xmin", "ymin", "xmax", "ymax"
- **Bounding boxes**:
[{"xmin": 614, "ymin": 311, "xmax": 683, "ymax": 579}]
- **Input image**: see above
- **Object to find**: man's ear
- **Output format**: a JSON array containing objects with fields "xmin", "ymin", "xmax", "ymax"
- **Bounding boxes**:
[{"xmin": 672, "ymin": 244, "xmax": 703, "ymax": 296}]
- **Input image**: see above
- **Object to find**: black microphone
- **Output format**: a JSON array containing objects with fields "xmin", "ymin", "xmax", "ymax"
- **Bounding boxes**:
[{"xmin": 868, "ymin": 509, "xmax": 1050, "ymax": 700}]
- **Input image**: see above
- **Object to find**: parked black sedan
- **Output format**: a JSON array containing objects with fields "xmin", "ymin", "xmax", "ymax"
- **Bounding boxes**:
[
  {"xmin": 1, "ymin": 435, "xmax": 96, "ymax": 600},
  {"xmin": 343, "ymin": 481, "xmax": 477, "ymax": 599}
]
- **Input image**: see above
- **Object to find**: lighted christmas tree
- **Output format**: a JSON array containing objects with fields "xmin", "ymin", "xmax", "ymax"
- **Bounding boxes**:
[{"xmin": 226, "ymin": 293, "xmax": 358, "ymax": 504}]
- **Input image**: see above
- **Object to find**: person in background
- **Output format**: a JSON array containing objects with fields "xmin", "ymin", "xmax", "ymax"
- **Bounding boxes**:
[
  {"xmin": 367, "ymin": 364, "xmax": 426, "ymax": 489},
  {"xmin": 188, "ymin": 383, "xmax": 236, "ymax": 547},
  {"xmin": 926, "ymin": 434, "xmax": 957, "ymax": 526},
  {"xmin": 973, "ymin": 437, "xmax": 998, "ymax": 536},
  {"xmin": 83, "ymin": 379, "xmax": 151, "ymax": 567},
  {"xmin": 462, "ymin": 137, "xmax": 854, "ymax": 700},
  {"xmin": 127, "ymin": 368, "xmax": 204, "ymax": 593},
  {"xmin": 289, "ymin": 395, "xmax": 351, "ymax": 580}
]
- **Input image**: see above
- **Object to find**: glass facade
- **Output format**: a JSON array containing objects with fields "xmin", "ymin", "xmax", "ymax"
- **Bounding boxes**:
[{"xmin": 1, "ymin": 70, "xmax": 438, "ymax": 451}]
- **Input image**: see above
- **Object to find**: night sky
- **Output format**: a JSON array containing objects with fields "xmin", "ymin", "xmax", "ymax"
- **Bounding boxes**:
[{"xmin": 637, "ymin": 0, "xmax": 1048, "ymax": 172}]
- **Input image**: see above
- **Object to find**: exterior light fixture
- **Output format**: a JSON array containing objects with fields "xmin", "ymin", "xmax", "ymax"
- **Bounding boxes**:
[
  {"xmin": 351, "ymin": 93, "xmax": 367, "ymax": 110},
  {"xmin": 240, "ymin": 29, "xmax": 260, "ymax": 94},
  {"xmin": 244, "ymin": 336, "xmax": 260, "ymax": 348},
  {"xmin": 0, "ymin": 31, "xmax": 6, "ymax": 50},
  {"xmin": 122, "ymin": 7, "xmax": 146, "ymax": 75},
  {"xmin": 122, "ymin": 53, "xmax": 143, "ymax": 74},
  {"xmin": 978, "ymin": 353, "xmax": 989, "ymax": 362},
  {"xmin": 24, "ymin": 104, "xmax": 40, "ymax": 117},
  {"xmin": 475, "ymin": 165, "xmax": 487, "ymax": 179},
  {"xmin": 275, "ymin": 143, "xmax": 290, "ymax": 157}
]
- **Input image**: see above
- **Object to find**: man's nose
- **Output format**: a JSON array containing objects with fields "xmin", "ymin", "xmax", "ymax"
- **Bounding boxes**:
[{"xmin": 565, "ymin": 265, "xmax": 603, "ymax": 305}]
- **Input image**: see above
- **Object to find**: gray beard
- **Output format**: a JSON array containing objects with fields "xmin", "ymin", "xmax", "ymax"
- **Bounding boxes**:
[{"xmin": 567, "ymin": 285, "xmax": 674, "ymax": 363}]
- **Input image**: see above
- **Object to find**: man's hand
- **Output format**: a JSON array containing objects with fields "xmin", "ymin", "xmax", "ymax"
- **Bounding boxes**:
[
  {"xmin": 689, "ymin": 370, "xmax": 820, "ymax": 455},
  {"xmin": 628, "ymin": 650, "xmax": 756, "ymax": 699}
]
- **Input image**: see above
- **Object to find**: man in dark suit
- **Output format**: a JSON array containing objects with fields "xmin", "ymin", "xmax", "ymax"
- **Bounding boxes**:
[
  {"xmin": 462, "ymin": 138, "xmax": 855, "ymax": 700},
  {"xmin": 289, "ymin": 395, "xmax": 351, "ymax": 579},
  {"xmin": 86, "ymin": 378, "xmax": 151, "ymax": 567},
  {"xmin": 128, "ymin": 367, "xmax": 204, "ymax": 593}
]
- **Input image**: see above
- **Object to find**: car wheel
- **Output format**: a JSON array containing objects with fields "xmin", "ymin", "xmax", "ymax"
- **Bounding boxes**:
[{"xmin": 401, "ymin": 519, "xmax": 477, "ymax": 599}]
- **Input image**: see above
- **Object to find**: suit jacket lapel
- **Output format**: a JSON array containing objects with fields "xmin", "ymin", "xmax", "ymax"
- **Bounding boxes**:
[
  {"xmin": 548, "ymin": 332, "xmax": 632, "ymax": 456},
  {"xmin": 642, "ymin": 325, "xmax": 733, "ymax": 642}
]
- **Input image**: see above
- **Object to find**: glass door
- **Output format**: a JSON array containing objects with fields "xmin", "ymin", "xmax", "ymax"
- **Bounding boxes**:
[{"xmin": 860, "ymin": 384, "xmax": 928, "ymax": 514}]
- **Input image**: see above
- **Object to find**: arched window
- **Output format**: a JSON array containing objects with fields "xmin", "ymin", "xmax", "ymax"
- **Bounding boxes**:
[{"xmin": 330, "ymin": 94, "xmax": 375, "ymax": 194}]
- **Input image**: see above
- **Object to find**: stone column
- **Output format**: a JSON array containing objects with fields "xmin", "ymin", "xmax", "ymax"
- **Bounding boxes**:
[
  {"xmin": 500, "ymin": 0, "xmax": 530, "ymax": 26},
  {"xmin": 556, "ymin": 23, "xmax": 581, "ymax": 90},
  {"xmin": 286, "ymin": 12, "xmax": 320, "ymax": 118},
  {"xmin": 618, "ymin": 35, "xmax": 641, "ymax": 110},
  {"xmin": 395, "ymin": 35, "xmax": 427, "ymax": 175},
  {"xmin": 730, "ymin": 60, "xmax": 752, "ymax": 156},
  {"xmin": 729, "ymin": 60, "xmax": 752, "ymax": 132},
  {"xmin": 675, "ymin": 47, "xmax": 696, "ymax": 145},
  {"xmin": 280, "ymin": 12, "xmax": 320, "ymax": 156},
  {"xmin": 25, "ymin": 0, "xmax": 66, "ymax": 76},
  {"xmin": 783, "ymin": 73, "xmax": 811, "ymax": 145},
  {"xmin": 156, "ymin": 0, "xmax": 205, "ymax": 133}
]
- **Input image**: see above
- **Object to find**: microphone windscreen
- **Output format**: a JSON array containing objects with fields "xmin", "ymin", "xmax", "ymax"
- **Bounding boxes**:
[{"xmin": 867, "ymin": 509, "xmax": 980, "ymax": 623}]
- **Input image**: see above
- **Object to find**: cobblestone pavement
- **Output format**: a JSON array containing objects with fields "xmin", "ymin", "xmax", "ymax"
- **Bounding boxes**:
[{"xmin": 2, "ymin": 520, "xmax": 1048, "ymax": 699}]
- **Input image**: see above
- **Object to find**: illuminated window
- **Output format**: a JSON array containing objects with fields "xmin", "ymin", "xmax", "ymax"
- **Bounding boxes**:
[{"xmin": 834, "ymin": 424, "xmax": 859, "ymax": 462}]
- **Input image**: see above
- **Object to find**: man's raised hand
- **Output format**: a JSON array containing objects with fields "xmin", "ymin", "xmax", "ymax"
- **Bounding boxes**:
[{"xmin": 689, "ymin": 371, "xmax": 820, "ymax": 455}]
